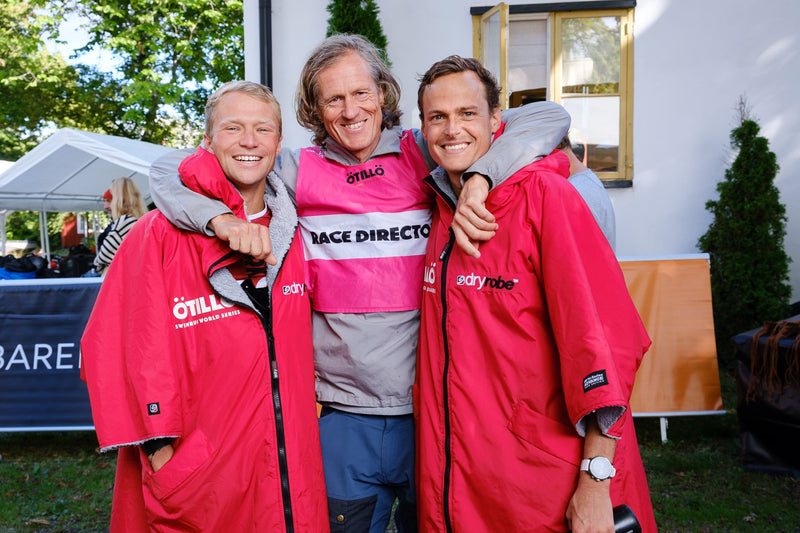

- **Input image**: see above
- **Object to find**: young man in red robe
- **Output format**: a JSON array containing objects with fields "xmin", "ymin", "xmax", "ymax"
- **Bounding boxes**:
[{"xmin": 414, "ymin": 56, "xmax": 657, "ymax": 533}]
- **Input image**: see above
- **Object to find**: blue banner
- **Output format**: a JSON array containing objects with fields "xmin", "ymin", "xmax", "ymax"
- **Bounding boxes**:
[{"xmin": 0, "ymin": 279, "xmax": 100, "ymax": 431}]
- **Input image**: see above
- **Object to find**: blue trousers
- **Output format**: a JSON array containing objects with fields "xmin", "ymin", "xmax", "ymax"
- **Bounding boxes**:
[{"xmin": 319, "ymin": 408, "xmax": 416, "ymax": 533}]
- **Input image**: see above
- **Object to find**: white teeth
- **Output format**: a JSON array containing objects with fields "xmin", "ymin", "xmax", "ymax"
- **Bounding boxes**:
[
  {"xmin": 444, "ymin": 143, "xmax": 468, "ymax": 151},
  {"xmin": 344, "ymin": 120, "xmax": 367, "ymax": 130},
  {"xmin": 234, "ymin": 155, "xmax": 261, "ymax": 161}
]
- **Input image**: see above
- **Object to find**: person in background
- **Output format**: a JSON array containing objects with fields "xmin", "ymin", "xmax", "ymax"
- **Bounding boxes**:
[
  {"xmin": 81, "ymin": 81, "xmax": 329, "ymax": 532},
  {"xmin": 558, "ymin": 135, "xmax": 617, "ymax": 251},
  {"xmin": 414, "ymin": 55, "xmax": 656, "ymax": 532},
  {"xmin": 94, "ymin": 188, "xmax": 114, "ymax": 253},
  {"xmin": 92, "ymin": 177, "xmax": 147, "ymax": 275}
]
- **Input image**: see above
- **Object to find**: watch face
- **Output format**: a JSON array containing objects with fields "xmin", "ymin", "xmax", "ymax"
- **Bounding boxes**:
[{"xmin": 590, "ymin": 457, "xmax": 613, "ymax": 479}]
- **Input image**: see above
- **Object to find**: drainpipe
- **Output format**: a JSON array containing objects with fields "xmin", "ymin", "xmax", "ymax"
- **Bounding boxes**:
[{"xmin": 259, "ymin": 0, "xmax": 273, "ymax": 89}]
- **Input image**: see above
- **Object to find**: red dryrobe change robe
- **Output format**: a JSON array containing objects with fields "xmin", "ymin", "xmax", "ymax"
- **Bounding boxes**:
[
  {"xmin": 415, "ymin": 150, "xmax": 657, "ymax": 532},
  {"xmin": 81, "ymin": 148, "xmax": 328, "ymax": 532}
]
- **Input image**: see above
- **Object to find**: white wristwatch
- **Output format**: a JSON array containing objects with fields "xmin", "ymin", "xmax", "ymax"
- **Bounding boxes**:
[{"xmin": 580, "ymin": 456, "xmax": 616, "ymax": 481}]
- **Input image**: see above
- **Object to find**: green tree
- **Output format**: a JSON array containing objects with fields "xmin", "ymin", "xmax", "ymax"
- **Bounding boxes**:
[
  {"xmin": 0, "ymin": 1, "xmax": 130, "ymax": 160},
  {"xmin": 698, "ymin": 98, "xmax": 792, "ymax": 365},
  {"xmin": 1, "ymin": 1, "xmax": 69, "ymax": 159},
  {"xmin": 561, "ymin": 16, "xmax": 620, "ymax": 94},
  {"xmin": 325, "ymin": 0, "xmax": 391, "ymax": 67},
  {"xmin": 69, "ymin": 0, "xmax": 244, "ymax": 144},
  {"xmin": 5, "ymin": 211, "xmax": 63, "ymax": 252}
]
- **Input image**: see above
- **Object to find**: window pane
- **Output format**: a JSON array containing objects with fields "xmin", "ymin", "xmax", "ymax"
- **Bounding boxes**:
[
  {"xmin": 508, "ymin": 18, "xmax": 548, "ymax": 106},
  {"xmin": 561, "ymin": 16, "xmax": 620, "ymax": 95},
  {"xmin": 562, "ymin": 96, "xmax": 619, "ymax": 172},
  {"xmin": 482, "ymin": 11, "xmax": 503, "ymax": 85}
]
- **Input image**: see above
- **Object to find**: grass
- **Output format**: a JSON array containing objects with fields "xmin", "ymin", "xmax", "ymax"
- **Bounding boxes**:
[
  {"xmin": 635, "ymin": 366, "xmax": 800, "ymax": 533},
  {"xmin": 0, "ymin": 432, "xmax": 113, "ymax": 533},
  {"xmin": 637, "ymin": 412, "xmax": 800, "ymax": 532},
  {"xmin": 1, "ymin": 370, "xmax": 798, "ymax": 532}
]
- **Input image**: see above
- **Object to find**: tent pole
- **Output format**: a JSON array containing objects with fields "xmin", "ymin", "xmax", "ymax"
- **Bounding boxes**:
[
  {"xmin": 91, "ymin": 211, "xmax": 100, "ymax": 250},
  {"xmin": 1, "ymin": 212, "xmax": 7, "ymax": 255},
  {"xmin": 39, "ymin": 211, "xmax": 50, "ymax": 261}
]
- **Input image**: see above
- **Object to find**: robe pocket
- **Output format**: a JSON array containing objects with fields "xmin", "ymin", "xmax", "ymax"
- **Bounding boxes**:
[
  {"xmin": 507, "ymin": 400, "xmax": 582, "ymax": 467},
  {"xmin": 144, "ymin": 429, "xmax": 215, "ymax": 502}
]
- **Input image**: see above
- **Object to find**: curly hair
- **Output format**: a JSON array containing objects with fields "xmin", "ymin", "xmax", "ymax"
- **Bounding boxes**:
[{"xmin": 295, "ymin": 34, "xmax": 402, "ymax": 146}]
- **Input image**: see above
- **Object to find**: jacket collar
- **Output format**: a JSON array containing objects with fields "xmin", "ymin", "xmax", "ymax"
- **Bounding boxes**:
[
  {"xmin": 320, "ymin": 127, "xmax": 403, "ymax": 166},
  {"xmin": 178, "ymin": 147, "xmax": 298, "ymax": 295}
]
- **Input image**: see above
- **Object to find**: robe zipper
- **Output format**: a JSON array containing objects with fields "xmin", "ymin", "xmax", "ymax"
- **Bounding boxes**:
[
  {"xmin": 439, "ymin": 229, "xmax": 456, "ymax": 533},
  {"xmin": 242, "ymin": 278, "xmax": 295, "ymax": 532}
]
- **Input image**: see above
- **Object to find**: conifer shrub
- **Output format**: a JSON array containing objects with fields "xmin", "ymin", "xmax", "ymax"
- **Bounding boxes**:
[
  {"xmin": 325, "ymin": 0, "xmax": 391, "ymax": 67},
  {"xmin": 698, "ymin": 98, "xmax": 792, "ymax": 366}
]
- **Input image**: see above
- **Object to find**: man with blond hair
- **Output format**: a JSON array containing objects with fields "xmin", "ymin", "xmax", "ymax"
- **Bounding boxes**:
[{"xmin": 82, "ymin": 81, "xmax": 328, "ymax": 532}]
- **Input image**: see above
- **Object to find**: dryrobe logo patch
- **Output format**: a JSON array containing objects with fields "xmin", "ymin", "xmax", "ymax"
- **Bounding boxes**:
[
  {"xmin": 309, "ymin": 224, "xmax": 430, "ymax": 245},
  {"xmin": 282, "ymin": 282, "xmax": 306, "ymax": 296},
  {"xmin": 583, "ymin": 370, "xmax": 608, "ymax": 393},
  {"xmin": 172, "ymin": 293, "xmax": 240, "ymax": 330},
  {"xmin": 456, "ymin": 273, "xmax": 518, "ymax": 291},
  {"xmin": 346, "ymin": 163, "xmax": 385, "ymax": 185}
]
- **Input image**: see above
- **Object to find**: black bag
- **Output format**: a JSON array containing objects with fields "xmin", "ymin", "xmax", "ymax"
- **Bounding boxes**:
[
  {"xmin": 1, "ymin": 254, "xmax": 36, "ymax": 273},
  {"xmin": 59, "ymin": 245, "xmax": 96, "ymax": 278},
  {"xmin": 734, "ymin": 318, "xmax": 800, "ymax": 476}
]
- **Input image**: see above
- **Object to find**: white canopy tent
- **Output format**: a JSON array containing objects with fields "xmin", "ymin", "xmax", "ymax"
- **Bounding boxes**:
[
  {"xmin": 1, "ymin": 161, "xmax": 15, "ymax": 257},
  {"xmin": 0, "ymin": 128, "xmax": 176, "ymax": 257}
]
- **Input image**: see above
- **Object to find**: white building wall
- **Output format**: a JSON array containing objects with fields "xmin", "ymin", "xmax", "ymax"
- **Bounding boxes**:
[{"xmin": 248, "ymin": 0, "xmax": 800, "ymax": 302}]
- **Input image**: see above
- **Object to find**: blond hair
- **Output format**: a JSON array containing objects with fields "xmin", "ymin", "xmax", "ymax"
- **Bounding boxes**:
[
  {"xmin": 204, "ymin": 80, "xmax": 282, "ymax": 138},
  {"xmin": 109, "ymin": 177, "xmax": 147, "ymax": 219}
]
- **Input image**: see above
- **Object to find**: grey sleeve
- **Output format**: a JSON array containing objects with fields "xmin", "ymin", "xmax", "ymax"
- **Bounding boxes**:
[
  {"xmin": 275, "ymin": 147, "xmax": 301, "ymax": 204},
  {"xmin": 149, "ymin": 147, "xmax": 231, "ymax": 236},
  {"xmin": 463, "ymin": 101, "xmax": 571, "ymax": 188}
]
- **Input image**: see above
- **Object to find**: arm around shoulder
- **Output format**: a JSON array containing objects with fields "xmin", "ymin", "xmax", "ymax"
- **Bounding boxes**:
[
  {"xmin": 150, "ymin": 147, "xmax": 232, "ymax": 235},
  {"xmin": 465, "ymin": 101, "xmax": 571, "ymax": 188}
]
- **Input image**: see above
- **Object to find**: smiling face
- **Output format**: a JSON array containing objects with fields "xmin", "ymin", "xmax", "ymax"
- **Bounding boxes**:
[
  {"xmin": 316, "ymin": 52, "xmax": 385, "ymax": 163},
  {"xmin": 204, "ymin": 91, "xmax": 282, "ymax": 213},
  {"xmin": 420, "ymin": 71, "xmax": 502, "ymax": 192}
]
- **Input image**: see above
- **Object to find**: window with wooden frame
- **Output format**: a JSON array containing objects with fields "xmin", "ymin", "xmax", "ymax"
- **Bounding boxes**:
[{"xmin": 473, "ymin": 2, "xmax": 635, "ymax": 186}]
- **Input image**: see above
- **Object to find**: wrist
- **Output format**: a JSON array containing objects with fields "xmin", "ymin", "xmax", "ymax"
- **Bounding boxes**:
[
  {"xmin": 577, "ymin": 471, "xmax": 612, "ymax": 494},
  {"xmin": 141, "ymin": 437, "xmax": 174, "ymax": 457},
  {"xmin": 462, "ymin": 172, "xmax": 492, "ymax": 188},
  {"xmin": 208, "ymin": 212, "xmax": 237, "ymax": 236}
]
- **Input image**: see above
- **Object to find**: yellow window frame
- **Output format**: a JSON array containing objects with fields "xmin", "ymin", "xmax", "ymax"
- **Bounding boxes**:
[
  {"xmin": 473, "ymin": 2, "xmax": 509, "ymax": 109},
  {"xmin": 473, "ymin": 5, "xmax": 635, "ymax": 183}
]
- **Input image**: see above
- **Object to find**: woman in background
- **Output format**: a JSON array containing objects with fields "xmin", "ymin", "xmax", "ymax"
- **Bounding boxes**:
[{"xmin": 93, "ymin": 177, "xmax": 147, "ymax": 275}]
